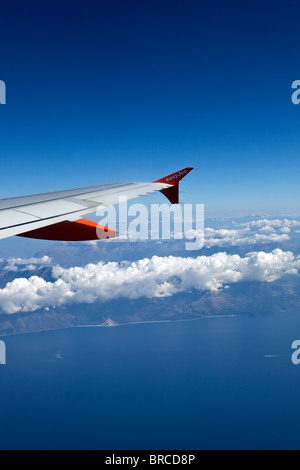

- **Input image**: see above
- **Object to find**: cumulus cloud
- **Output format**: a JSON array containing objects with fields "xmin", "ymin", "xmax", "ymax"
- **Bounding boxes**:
[
  {"xmin": 95, "ymin": 217, "xmax": 300, "ymax": 248},
  {"xmin": 0, "ymin": 249, "xmax": 299, "ymax": 315},
  {"xmin": 203, "ymin": 227, "xmax": 289, "ymax": 248},
  {"xmin": 238, "ymin": 219, "xmax": 300, "ymax": 229},
  {"xmin": 3, "ymin": 256, "xmax": 52, "ymax": 272},
  {"xmin": 198, "ymin": 218, "xmax": 300, "ymax": 248}
]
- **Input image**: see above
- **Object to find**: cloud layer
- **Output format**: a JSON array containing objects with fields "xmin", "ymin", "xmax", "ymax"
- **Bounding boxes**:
[
  {"xmin": 3, "ymin": 256, "xmax": 52, "ymax": 272},
  {"xmin": 203, "ymin": 219, "xmax": 300, "ymax": 247},
  {"xmin": 120, "ymin": 217, "xmax": 300, "ymax": 247},
  {"xmin": 0, "ymin": 249, "xmax": 299, "ymax": 315}
]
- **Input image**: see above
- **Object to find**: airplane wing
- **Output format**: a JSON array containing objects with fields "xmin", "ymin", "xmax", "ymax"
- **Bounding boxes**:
[{"xmin": 0, "ymin": 167, "xmax": 193, "ymax": 241}]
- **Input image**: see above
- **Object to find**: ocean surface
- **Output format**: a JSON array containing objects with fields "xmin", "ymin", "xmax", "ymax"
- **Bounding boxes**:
[{"xmin": 0, "ymin": 311, "xmax": 300, "ymax": 450}]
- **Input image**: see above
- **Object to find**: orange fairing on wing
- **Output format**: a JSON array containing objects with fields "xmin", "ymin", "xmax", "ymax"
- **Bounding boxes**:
[{"xmin": 17, "ymin": 219, "xmax": 117, "ymax": 241}]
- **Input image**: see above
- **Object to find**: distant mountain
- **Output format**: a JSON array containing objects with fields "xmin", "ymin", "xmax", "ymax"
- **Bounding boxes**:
[
  {"xmin": 0, "ymin": 274, "xmax": 299, "ymax": 336},
  {"xmin": 1, "ymin": 216, "xmax": 300, "ymax": 336},
  {"xmin": 35, "ymin": 237, "xmax": 300, "ymax": 268}
]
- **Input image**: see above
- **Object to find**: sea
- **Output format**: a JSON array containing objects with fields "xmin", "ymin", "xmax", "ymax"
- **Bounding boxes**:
[{"xmin": 0, "ymin": 311, "xmax": 300, "ymax": 450}]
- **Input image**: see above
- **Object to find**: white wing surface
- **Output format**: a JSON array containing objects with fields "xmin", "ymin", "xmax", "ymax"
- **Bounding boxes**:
[{"xmin": 0, "ymin": 168, "xmax": 193, "ymax": 241}]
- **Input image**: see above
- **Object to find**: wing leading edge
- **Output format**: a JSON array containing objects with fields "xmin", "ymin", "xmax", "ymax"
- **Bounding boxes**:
[{"xmin": 0, "ymin": 167, "xmax": 193, "ymax": 241}]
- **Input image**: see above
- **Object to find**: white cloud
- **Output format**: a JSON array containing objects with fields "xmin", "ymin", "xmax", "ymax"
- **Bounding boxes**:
[
  {"xmin": 0, "ymin": 249, "xmax": 299, "ymax": 315},
  {"xmin": 200, "ymin": 228, "xmax": 289, "ymax": 249},
  {"xmin": 87, "ymin": 217, "xmax": 300, "ymax": 248},
  {"xmin": 4, "ymin": 256, "xmax": 52, "ymax": 272},
  {"xmin": 241, "ymin": 219, "xmax": 300, "ymax": 229},
  {"xmin": 201, "ymin": 218, "xmax": 300, "ymax": 248}
]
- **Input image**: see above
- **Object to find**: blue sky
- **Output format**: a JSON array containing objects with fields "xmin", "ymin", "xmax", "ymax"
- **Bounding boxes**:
[{"xmin": 0, "ymin": 0, "xmax": 300, "ymax": 214}]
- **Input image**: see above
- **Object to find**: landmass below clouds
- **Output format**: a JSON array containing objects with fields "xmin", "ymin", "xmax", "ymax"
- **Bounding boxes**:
[{"xmin": 0, "ymin": 248, "xmax": 299, "ymax": 315}]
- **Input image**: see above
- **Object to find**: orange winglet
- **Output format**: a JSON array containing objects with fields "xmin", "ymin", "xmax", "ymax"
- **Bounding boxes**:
[
  {"xmin": 153, "ymin": 167, "xmax": 193, "ymax": 204},
  {"xmin": 17, "ymin": 219, "xmax": 117, "ymax": 242}
]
